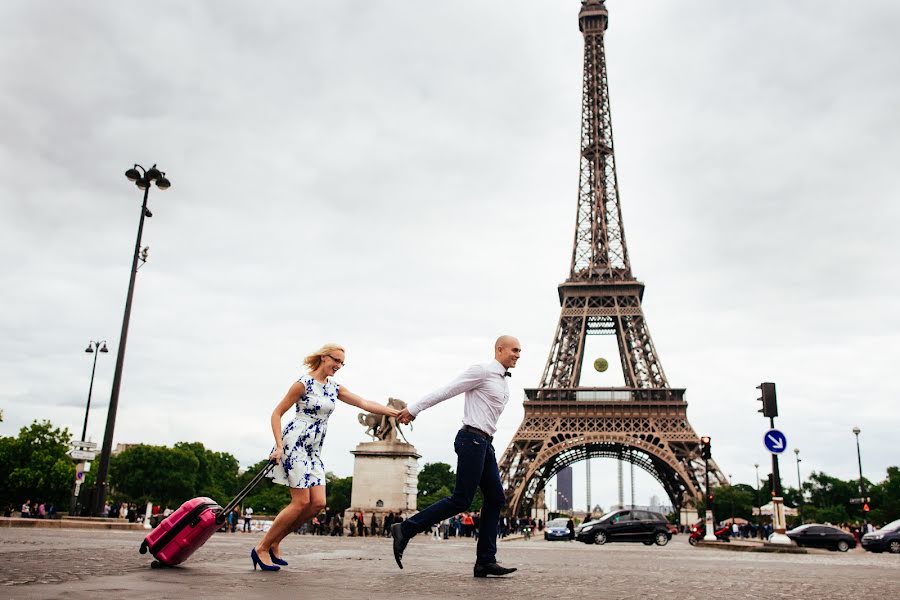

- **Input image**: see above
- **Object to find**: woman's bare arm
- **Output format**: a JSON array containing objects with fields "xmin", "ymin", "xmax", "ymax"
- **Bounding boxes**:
[
  {"xmin": 337, "ymin": 386, "xmax": 400, "ymax": 417},
  {"xmin": 269, "ymin": 381, "xmax": 306, "ymax": 462}
]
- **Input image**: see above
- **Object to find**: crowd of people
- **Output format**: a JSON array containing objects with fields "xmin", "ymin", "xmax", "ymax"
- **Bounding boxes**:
[{"xmin": 9, "ymin": 500, "xmax": 57, "ymax": 519}]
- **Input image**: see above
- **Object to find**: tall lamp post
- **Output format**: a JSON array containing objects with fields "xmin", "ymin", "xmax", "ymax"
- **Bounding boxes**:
[
  {"xmin": 81, "ymin": 340, "xmax": 108, "ymax": 441},
  {"xmin": 754, "ymin": 463, "xmax": 760, "ymax": 519},
  {"xmin": 93, "ymin": 164, "xmax": 170, "ymax": 515},
  {"xmin": 794, "ymin": 448, "xmax": 803, "ymax": 524},
  {"xmin": 852, "ymin": 426, "xmax": 866, "ymax": 533},
  {"xmin": 70, "ymin": 340, "xmax": 108, "ymax": 515}
]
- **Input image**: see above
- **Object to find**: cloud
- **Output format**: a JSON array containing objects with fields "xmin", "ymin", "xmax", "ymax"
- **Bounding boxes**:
[{"xmin": 1, "ymin": 1, "xmax": 898, "ymax": 511}]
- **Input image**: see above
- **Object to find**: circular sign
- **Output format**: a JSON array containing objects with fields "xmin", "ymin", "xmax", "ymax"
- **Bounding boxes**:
[
  {"xmin": 593, "ymin": 357, "xmax": 609, "ymax": 372},
  {"xmin": 763, "ymin": 429, "xmax": 787, "ymax": 454}
]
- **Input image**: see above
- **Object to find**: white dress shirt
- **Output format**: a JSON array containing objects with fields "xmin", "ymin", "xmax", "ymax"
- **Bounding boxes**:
[{"xmin": 408, "ymin": 359, "xmax": 511, "ymax": 435}]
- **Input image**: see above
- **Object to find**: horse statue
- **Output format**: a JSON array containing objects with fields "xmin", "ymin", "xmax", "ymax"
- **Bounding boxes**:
[{"xmin": 358, "ymin": 398, "xmax": 411, "ymax": 444}]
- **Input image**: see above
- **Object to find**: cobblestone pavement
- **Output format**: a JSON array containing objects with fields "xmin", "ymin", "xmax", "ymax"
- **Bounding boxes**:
[{"xmin": 1, "ymin": 529, "xmax": 898, "ymax": 599}]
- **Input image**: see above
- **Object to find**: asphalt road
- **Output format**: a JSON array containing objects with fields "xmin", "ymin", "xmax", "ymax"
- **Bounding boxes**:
[{"xmin": 1, "ymin": 528, "xmax": 898, "ymax": 599}]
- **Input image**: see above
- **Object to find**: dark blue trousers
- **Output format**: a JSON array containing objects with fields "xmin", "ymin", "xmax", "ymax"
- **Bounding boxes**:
[{"xmin": 403, "ymin": 429, "xmax": 505, "ymax": 564}]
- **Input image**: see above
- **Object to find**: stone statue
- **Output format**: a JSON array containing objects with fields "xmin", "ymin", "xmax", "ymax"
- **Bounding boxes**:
[{"xmin": 359, "ymin": 398, "xmax": 411, "ymax": 444}]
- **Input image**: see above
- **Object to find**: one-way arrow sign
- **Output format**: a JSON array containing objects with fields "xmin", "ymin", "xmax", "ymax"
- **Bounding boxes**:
[{"xmin": 764, "ymin": 429, "xmax": 787, "ymax": 454}]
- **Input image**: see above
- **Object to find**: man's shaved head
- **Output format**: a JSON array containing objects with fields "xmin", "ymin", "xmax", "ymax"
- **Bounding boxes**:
[{"xmin": 495, "ymin": 335, "xmax": 521, "ymax": 369}]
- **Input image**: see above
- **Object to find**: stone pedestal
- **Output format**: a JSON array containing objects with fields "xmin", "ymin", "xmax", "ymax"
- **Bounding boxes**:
[{"xmin": 343, "ymin": 440, "xmax": 420, "ymax": 530}]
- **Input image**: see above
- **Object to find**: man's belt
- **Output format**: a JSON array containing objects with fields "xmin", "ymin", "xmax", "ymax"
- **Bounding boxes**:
[{"xmin": 461, "ymin": 424, "xmax": 493, "ymax": 441}]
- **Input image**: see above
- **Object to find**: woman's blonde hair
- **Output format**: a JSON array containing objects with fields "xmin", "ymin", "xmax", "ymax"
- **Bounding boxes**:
[{"xmin": 304, "ymin": 343, "xmax": 345, "ymax": 371}]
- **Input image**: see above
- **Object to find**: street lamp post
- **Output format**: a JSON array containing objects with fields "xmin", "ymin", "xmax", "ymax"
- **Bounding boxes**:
[
  {"xmin": 93, "ymin": 164, "xmax": 170, "ymax": 516},
  {"xmin": 70, "ymin": 340, "xmax": 108, "ymax": 516},
  {"xmin": 729, "ymin": 473, "xmax": 735, "ymax": 527},
  {"xmin": 754, "ymin": 463, "xmax": 760, "ymax": 519},
  {"xmin": 794, "ymin": 448, "xmax": 803, "ymax": 524},
  {"xmin": 852, "ymin": 426, "xmax": 866, "ymax": 533},
  {"xmin": 81, "ymin": 340, "xmax": 108, "ymax": 441}
]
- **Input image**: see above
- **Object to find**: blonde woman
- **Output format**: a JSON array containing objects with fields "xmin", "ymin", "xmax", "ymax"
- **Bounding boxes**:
[{"xmin": 251, "ymin": 343, "xmax": 399, "ymax": 571}]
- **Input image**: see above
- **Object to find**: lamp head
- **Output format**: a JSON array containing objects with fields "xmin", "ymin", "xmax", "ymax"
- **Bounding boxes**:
[
  {"xmin": 145, "ymin": 166, "xmax": 162, "ymax": 181},
  {"xmin": 100, "ymin": 343, "xmax": 109, "ymax": 353},
  {"xmin": 136, "ymin": 177, "xmax": 150, "ymax": 190},
  {"xmin": 125, "ymin": 167, "xmax": 141, "ymax": 182},
  {"xmin": 85, "ymin": 344, "xmax": 94, "ymax": 353},
  {"xmin": 156, "ymin": 174, "xmax": 171, "ymax": 190},
  {"xmin": 852, "ymin": 426, "xmax": 861, "ymax": 435}
]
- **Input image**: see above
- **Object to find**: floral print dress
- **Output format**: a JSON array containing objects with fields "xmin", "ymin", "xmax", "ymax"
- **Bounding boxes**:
[{"xmin": 267, "ymin": 374, "xmax": 338, "ymax": 488}]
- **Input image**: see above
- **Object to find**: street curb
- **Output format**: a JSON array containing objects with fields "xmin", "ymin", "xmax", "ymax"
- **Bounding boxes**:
[
  {"xmin": 695, "ymin": 540, "xmax": 807, "ymax": 554},
  {"xmin": 0, "ymin": 517, "xmax": 144, "ymax": 531}
]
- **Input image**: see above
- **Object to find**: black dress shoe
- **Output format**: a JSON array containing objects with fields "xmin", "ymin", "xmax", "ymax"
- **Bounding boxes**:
[
  {"xmin": 391, "ymin": 523, "xmax": 409, "ymax": 569},
  {"xmin": 473, "ymin": 562, "xmax": 517, "ymax": 577}
]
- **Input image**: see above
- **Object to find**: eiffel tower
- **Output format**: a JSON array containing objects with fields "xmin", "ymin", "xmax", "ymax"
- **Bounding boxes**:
[{"xmin": 498, "ymin": 0, "xmax": 726, "ymax": 516}]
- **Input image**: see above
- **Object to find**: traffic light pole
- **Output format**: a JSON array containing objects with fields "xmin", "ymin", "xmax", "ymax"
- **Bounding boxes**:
[
  {"xmin": 701, "ymin": 437, "xmax": 716, "ymax": 542},
  {"xmin": 768, "ymin": 416, "xmax": 791, "ymax": 545}
]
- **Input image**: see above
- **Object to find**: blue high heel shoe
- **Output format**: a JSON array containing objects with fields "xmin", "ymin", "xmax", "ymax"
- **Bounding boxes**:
[
  {"xmin": 269, "ymin": 550, "xmax": 289, "ymax": 566},
  {"xmin": 250, "ymin": 548, "xmax": 280, "ymax": 571}
]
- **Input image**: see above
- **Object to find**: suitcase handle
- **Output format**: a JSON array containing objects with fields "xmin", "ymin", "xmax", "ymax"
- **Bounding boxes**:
[{"xmin": 217, "ymin": 459, "xmax": 276, "ymax": 522}]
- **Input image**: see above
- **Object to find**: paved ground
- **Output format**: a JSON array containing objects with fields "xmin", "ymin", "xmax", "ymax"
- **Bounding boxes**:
[{"xmin": 1, "ymin": 529, "xmax": 897, "ymax": 599}]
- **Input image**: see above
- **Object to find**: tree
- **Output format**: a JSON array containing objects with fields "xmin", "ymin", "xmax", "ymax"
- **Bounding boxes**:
[
  {"xmin": 0, "ymin": 420, "xmax": 74, "ymax": 508},
  {"xmin": 417, "ymin": 462, "xmax": 455, "ymax": 509},
  {"xmin": 239, "ymin": 459, "xmax": 291, "ymax": 514},
  {"xmin": 326, "ymin": 472, "xmax": 352, "ymax": 515},
  {"xmin": 109, "ymin": 445, "xmax": 199, "ymax": 507},
  {"xmin": 174, "ymin": 442, "xmax": 240, "ymax": 501}
]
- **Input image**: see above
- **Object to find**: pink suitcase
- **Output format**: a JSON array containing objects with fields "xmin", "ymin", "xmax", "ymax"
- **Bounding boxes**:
[{"xmin": 139, "ymin": 460, "xmax": 274, "ymax": 568}]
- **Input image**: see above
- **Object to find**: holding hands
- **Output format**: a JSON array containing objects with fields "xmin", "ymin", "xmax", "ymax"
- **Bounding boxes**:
[{"xmin": 397, "ymin": 407, "xmax": 415, "ymax": 425}]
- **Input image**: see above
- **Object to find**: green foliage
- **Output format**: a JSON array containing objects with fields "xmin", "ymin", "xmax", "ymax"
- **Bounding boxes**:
[
  {"xmin": 173, "ymin": 442, "xmax": 239, "ymax": 501},
  {"xmin": 325, "ymin": 472, "xmax": 352, "ymax": 515},
  {"xmin": 239, "ymin": 459, "xmax": 291, "ymax": 514},
  {"xmin": 109, "ymin": 445, "xmax": 199, "ymax": 507},
  {"xmin": 709, "ymin": 484, "xmax": 756, "ymax": 523},
  {"xmin": 0, "ymin": 420, "xmax": 74, "ymax": 507},
  {"xmin": 417, "ymin": 462, "xmax": 455, "ymax": 509}
]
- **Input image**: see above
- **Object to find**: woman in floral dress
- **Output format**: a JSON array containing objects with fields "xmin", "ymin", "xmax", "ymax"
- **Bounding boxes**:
[{"xmin": 251, "ymin": 343, "xmax": 399, "ymax": 571}]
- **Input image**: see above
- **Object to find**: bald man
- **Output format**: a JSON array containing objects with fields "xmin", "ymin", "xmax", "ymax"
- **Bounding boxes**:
[{"xmin": 393, "ymin": 336, "xmax": 521, "ymax": 577}]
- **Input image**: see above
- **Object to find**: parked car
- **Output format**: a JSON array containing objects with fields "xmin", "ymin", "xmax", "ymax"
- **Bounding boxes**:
[
  {"xmin": 576, "ymin": 509, "xmax": 671, "ymax": 546},
  {"xmin": 786, "ymin": 524, "xmax": 856, "ymax": 552},
  {"xmin": 861, "ymin": 519, "xmax": 900, "ymax": 554},
  {"xmin": 544, "ymin": 518, "xmax": 572, "ymax": 541}
]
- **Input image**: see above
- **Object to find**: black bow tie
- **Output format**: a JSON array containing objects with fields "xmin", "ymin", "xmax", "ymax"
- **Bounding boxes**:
[{"xmin": 502, "ymin": 371, "xmax": 511, "ymax": 377}]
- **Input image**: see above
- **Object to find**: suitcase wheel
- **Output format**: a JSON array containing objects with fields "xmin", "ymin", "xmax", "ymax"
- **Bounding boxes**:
[
  {"xmin": 139, "ymin": 541, "xmax": 148, "ymax": 555},
  {"xmin": 150, "ymin": 560, "xmax": 162, "ymax": 569}
]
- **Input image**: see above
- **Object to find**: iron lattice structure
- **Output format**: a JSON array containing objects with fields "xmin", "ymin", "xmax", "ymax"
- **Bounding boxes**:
[{"xmin": 498, "ymin": 0, "xmax": 726, "ymax": 516}]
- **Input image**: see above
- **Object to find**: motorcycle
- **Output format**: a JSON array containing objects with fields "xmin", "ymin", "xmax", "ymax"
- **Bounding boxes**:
[{"xmin": 688, "ymin": 523, "xmax": 731, "ymax": 546}]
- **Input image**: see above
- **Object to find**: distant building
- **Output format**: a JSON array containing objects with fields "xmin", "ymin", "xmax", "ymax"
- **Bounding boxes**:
[
  {"xmin": 112, "ymin": 443, "xmax": 139, "ymax": 456},
  {"xmin": 557, "ymin": 466, "xmax": 573, "ymax": 511}
]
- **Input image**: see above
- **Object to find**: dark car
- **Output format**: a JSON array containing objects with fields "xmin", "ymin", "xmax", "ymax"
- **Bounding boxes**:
[
  {"xmin": 576, "ymin": 509, "xmax": 671, "ymax": 546},
  {"xmin": 861, "ymin": 519, "xmax": 900, "ymax": 554},
  {"xmin": 786, "ymin": 524, "xmax": 856, "ymax": 552},
  {"xmin": 544, "ymin": 518, "xmax": 573, "ymax": 541}
]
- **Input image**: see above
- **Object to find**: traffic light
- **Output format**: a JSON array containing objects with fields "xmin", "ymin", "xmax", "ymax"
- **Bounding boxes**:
[
  {"xmin": 700, "ymin": 436, "xmax": 711, "ymax": 459},
  {"xmin": 757, "ymin": 382, "xmax": 777, "ymax": 418},
  {"xmin": 707, "ymin": 493, "xmax": 714, "ymax": 504},
  {"xmin": 766, "ymin": 473, "xmax": 775, "ymax": 496},
  {"xmin": 863, "ymin": 503, "xmax": 870, "ymax": 513}
]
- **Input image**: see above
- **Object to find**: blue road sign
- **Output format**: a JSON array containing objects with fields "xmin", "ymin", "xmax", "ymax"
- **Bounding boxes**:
[{"xmin": 764, "ymin": 429, "xmax": 787, "ymax": 454}]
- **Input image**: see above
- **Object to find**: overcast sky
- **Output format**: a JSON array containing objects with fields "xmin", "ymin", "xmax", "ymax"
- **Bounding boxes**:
[{"xmin": 2, "ymin": 1, "xmax": 898, "ymax": 513}]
